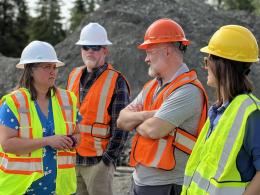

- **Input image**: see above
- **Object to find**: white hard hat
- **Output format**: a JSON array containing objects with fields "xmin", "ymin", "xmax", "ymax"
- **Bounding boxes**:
[
  {"xmin": 76, "ymin": 23, "xmax": 112, "ymax": 46},
  {"xmin": 16, "ymin": 40, "xmax": 64, "ymax": 69}
]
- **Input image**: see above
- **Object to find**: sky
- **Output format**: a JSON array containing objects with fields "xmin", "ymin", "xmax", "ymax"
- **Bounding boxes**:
[{"xmin": 26, "ymin": 0, "xmax": 74, "ymax": 29}]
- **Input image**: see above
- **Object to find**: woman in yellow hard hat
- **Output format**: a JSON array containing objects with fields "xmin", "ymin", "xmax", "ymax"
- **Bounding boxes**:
[
  {"xmin": 0, "ymin": 41, "xmax": 81, "ymax": 195},
  {"xmin": 181, "ymin": 25, "xmax": 260, "ymax": 195}
]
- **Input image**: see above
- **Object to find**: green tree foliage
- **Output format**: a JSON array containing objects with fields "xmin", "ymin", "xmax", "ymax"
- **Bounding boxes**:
[
  {"xmin": 214, "ymin": 0, "xmax": 260, "ymax": 13},
  {"xmin": 0, "ymin": 0, "xmax": 29, "ymax": 57},
  {"xmin": 13, "ymin": 0, "xmax": 30, "ymax": 56},
  {"xmin": 69, "ymin": 0, "xmax": 102, "ymax": 32},
  {"xmin": 29, "ymin": 0, "xmax": 65, "ymax": 45},
  {"xmin": 0, "ymin": 0, "xmax": 15, "ymax": 56},
  {"xmin": 70, "ymin": 0, "xmax": 87, "ymax": 31}
]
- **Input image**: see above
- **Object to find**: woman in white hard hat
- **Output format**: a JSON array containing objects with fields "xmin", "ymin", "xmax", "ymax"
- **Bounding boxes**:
[
  {"xmin": 0, "ymin": 41, "xmax": 81, "ymax": 195},
  {"xmin": 182, "ymin": 25, "xmax": 260, "ymax": 195}
]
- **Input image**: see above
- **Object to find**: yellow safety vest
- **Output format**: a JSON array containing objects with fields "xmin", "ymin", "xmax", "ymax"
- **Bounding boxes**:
[
  {"xmin": 182, "ymin": 94, "xmax": 260, "ymax": 195},
  {"xmin": 0, "ymin": 88, "xmax": 77, "ymax": 195}
]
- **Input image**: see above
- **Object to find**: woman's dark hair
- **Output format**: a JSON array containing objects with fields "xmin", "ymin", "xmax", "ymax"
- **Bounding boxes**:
[
  {"xmin": 16, "ymin": 63, "xmax": 56, "ymax": 101},
  {"xmin": 209, "ymin": 55, "xmax": 253, "ymax": 106}
]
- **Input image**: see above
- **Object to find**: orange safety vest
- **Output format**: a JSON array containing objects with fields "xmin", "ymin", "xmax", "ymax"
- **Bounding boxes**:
[
  {"xmin": 129, "ymin": 70, "xmax": 208, "ymax": 170},
  {"xmin": 0, "ymin": 88, "xmax": 76, "ymax": 178},
  {"xmin": 67, "ymin": 64, "xmax": 129, "ymax": 156}
]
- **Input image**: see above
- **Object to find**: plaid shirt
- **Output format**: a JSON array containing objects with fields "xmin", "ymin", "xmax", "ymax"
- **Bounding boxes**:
[{"xmin": 76, "ymin": 63, "xmax": 130, "ymax": 167}]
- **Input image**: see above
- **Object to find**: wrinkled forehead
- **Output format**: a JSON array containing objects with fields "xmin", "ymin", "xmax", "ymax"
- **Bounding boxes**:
[{"xmin": 146, "ymin": 42, "xmax": 171, "ymax": 50}]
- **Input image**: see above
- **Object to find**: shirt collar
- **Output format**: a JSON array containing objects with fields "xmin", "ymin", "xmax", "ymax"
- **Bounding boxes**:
[
  {"xmin": 83, "ymin": 63, "xmax": 108, "ymax": 77},
  {"xmin": 157, "ymin": 63, "xmax": 189, "ymax": 87},
  {"xmin": 209, "ymin": 100, "xmax": 230, "ymax": 116}
]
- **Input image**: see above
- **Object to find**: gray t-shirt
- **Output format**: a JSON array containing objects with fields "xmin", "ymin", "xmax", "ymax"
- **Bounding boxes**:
[{"xmin": 130, "ymin": 64, "xmax": 204, "ymax": 186}]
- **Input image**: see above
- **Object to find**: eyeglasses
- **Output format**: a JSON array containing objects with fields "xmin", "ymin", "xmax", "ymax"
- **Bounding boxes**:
[
  {"xmin": 203, "ymin": 57, "xmax": 209, "ymax": 68},
  {"xmin": 82, "ymin": 45, "xmax": 103, "ymax": 52},
  {"xmin": 33, "ymin": 63, "xmax": 57, "ymax": 71}
]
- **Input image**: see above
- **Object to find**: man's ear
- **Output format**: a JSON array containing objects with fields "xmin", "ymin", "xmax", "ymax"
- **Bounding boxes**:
[{"xmin": 103, "ymin": 47, "xmax": 109, "ymax": 55}]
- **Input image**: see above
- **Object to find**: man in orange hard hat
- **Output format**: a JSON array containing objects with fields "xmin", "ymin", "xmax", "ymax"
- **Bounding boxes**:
[{"xmin": 117, "ymin": 18, "xmax": 208, "ymax": 195}]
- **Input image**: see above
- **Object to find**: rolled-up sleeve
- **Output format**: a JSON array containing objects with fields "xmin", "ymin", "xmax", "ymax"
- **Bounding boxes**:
[{"xmin": 0, "ymin": 101, "xmax": 19, "ymax": 130}]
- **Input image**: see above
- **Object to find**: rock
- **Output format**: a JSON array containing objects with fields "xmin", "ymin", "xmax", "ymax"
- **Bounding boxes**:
[
  {"xmin": 113, "ymin": 168, "xmax": 132, "ymax": 195},
  {"xmin": 1, "ymin": 1, "xmax": 260, "ymax": 193},
  {"xmin": 1, "ymin": 0, "xmax": 260, "ymax": 100}
]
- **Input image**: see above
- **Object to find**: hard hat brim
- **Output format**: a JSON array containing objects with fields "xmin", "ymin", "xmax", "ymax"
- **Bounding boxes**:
[
  {"xmin": 200, "ymin": 46, "xmax": 211, "ymax": 54},
  {"xmin": 16, "ymin": 59, "xmax": 65, "ymax": 69},
  {"xmin": 138, "ymin": 39, "xmax": 190, "ymax": 50},
  {"xmin": 75, "ymin": 40, "xmax": 112, "ymax": 46}
]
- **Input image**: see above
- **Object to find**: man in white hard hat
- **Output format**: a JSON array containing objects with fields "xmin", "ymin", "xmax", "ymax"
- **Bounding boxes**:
[{"xmin": 67, "ymin": 23, "xmax": 130, "ymax": 195}]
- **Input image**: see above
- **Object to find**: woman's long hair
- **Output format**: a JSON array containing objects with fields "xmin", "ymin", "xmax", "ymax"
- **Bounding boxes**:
[
  {"xmin": 16, "ymin": 63, "xmax": 56, "ymax": 101},
  {"xmin": 209, "ymin": 55, "xmax": 253, "ymax": 107}
]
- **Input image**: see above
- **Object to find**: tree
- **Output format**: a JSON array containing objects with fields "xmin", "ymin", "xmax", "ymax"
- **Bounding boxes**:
[
  {"xmin": 13, "ymin": 0, "xmax": 30, "ymax": 57},
  {"xmin": 69, "ymin": 0, "xmax": 105, "ymax": 32},
  {"xmin": 0, "ymin": 0, "xmax": 30, "ymax": 57},
  {"xmin": 47, "ymin": 0, "xmax": 66, "ymax": 44},
  {"xmin": 29, "ymin": 0, "xmax": 65, "ymax": 45},
  {"xmin": 0, "ymin": 0, "xmax": 16, "ymax": 56},
  {"xmin": 69, "ymin": 0, "xmax": 87, "ymax": 31},
  {"xmin": 224, "ymin": 0, "xmax": 254, "ymax": 11},
  {"xmin": 213, "ymin": 0, "xmax": 260, "ymax": 13}
]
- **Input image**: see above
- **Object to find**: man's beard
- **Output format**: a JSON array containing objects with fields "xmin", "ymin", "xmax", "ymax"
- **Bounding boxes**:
[
  {"xmin": 83, "ymin": 56, "xmax": 97, "ymax": 68},
  {"xmin": 148, "ymin": 67, "xmax": 159, "ymax": 78}
]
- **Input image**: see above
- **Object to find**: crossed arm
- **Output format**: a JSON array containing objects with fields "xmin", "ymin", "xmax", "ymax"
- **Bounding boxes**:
[{"xmin": 117, "ymin": 104, "xmax": 176, "ymax": 139}]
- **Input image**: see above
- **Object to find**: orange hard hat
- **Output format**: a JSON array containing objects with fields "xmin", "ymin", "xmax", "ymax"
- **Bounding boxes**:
[{"xmin": 138, "ymin": 18, "xmax": 190, "ymax": 50}]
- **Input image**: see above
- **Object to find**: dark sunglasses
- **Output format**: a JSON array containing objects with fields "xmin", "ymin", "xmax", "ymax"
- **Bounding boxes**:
[{"xmin": 82, "ymin": 45, "xmax": 103, "ymax": 51}]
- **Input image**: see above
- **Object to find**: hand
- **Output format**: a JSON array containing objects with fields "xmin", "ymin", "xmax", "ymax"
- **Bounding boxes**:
[
  {"xmin": 45, "ymin": 135, "xmax": 73, "ymax": 150},
  {"xmin": 67, "ymin": 134, "xmax": 81, "ymax": 148},
  {"xmin": 72, "ymin": 134, "xmax": 81, "ymax": 147},
  {"xmin": 127, "ymin": 104, "xmax": 143, "ymax": 112}
]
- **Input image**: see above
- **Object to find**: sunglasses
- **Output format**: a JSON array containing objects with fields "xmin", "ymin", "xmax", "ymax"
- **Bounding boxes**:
[{"xmin": 82, "ymin": 45, "xmax": 103, "ymax": 51}]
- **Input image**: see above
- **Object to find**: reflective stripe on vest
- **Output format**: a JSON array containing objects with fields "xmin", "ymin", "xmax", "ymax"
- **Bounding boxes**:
[
  {"xmin": 130, "ymin": 70, "xmax": 208, "ymax": 170},
  {"xmin": 68, "ymin": 64, "xmax": 120, "ymax": 157},
  {"xmin": 68, "ymin": 66, "xmax": 115, "ymax": 137},
  {"xmin": 78, "ymin": 124, "xmax": 110, "ymax": 138},
  {"xmin": 96, "ymin": 70, "xmax": 115, "ymax": 123},
  {"xmin": 89, "ymin": 70, "xmax": 116, "ymax": 155},
  {"xmin": 183, "ymin": 96, "xmax": 260, "ymax": 194},
  {"xmin": 184, "ymin": 171, "xmax": 246, "ymax": 194},
  {"xmin": 67, "ymin": 67, "xmax": 83, "ymax": 91},
  {"xmin": 57, "ymin": 151, "xmax": 76, "ymax": 169},
  {"xmin": 11, "ymin": 89, "xmax": 32, "ymax": 139},
  {"xmin": 149, "ymin": 138, "xmax": 167, "ymax": 167},
  {"xmin": 0, "ymin": 88, "xmax": 77, "ymax": 194},
  {"xmin": 142, "ymin": 80, "xmax": 156, "ymax": 101},
  {"xmin": 0, "ymin": 152, "xmax": 42, "ymax": 175},
  {"xmin": 163, "ymin": 70, "xmax": 198, "ymax": 99},
  {"xmin": 0, "ymin": 88, "xmax": 75, "ymax": 175},
  {"xmin": 56, "ymin": 90, "xmax": 75, "ymax": 135},
  {"xmin": 171, "ymin": 129, "xmax": 197, "ymax": 154}
]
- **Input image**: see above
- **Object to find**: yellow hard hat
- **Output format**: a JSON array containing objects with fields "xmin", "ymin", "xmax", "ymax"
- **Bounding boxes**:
[{"xmin": 200, "ymin": 25, "xmax": 259, "ymax": 62}]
